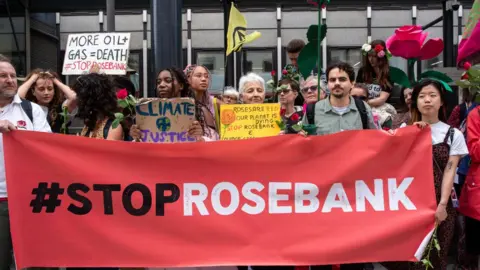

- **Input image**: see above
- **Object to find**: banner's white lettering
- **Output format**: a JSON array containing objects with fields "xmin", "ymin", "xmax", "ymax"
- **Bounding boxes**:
[{"xmin": 182, "ymin": 178, "xmax": 416, "ymax": 216}]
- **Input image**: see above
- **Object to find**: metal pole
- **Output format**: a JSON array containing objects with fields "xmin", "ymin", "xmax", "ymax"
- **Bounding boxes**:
[
  {"xmin": 443, "ymin": 0, "xmax": 454, "ymax": 67},
  {"xmin": 422, "ymin": 16, "xmax": 443, "ymax": 31},
  {"xmin": 106, "ymin": 0, "xmax": 115, "ymax": 32},
  {"xmin": 223, "ymin": 0, "xmax": 235, "ymax": 87}
]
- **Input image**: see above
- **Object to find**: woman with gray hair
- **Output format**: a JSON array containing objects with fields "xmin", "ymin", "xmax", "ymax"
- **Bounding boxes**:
[
  {"xmin": 300, "ymin": 75, "xmax": 326, "ymax": 106},
  {"xmin": 221, "ymin": 86, "xmax": 239, "ymax": 104},
  {"xmin": 238, "ymin": 73, "xmax": 266, "ymax": 104}
]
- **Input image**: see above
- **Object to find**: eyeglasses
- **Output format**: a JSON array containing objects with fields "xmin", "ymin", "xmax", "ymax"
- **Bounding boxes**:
[
  {"xmin": 352, "ymin": 95, "xmax": 367, "ymax": 101},
  {"xmin": 301, "ymin": 86, "xmax": 318, "ymax": 93},
  {"xmin": 277, "ymin": 88, "xmax": 292, "ymax": 95}
]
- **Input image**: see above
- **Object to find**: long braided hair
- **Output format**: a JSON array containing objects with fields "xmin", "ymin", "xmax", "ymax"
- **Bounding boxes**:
[
  {"xmin": 183, "ymin": 65, "xmax": 215, "ymax": 137},
  {"xmin": 158, "ymin": 67, "xmax": 209, "ymax": 136}
]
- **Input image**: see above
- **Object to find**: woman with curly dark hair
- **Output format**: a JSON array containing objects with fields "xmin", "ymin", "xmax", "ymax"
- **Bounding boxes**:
[
  {"xmin": 356, "ymin": 40, "xmax": 394, "ymax": 108},
  {"xmin": 129, "ymin": 67, "xmax": 205, "ymax": 142},
  {"xmin": 18, "ymin": 69, "xmax": 77, "ymax": 133},
  {"xmin": 72, "ymin": 73, "xmax": 124, "ymax": 140}
]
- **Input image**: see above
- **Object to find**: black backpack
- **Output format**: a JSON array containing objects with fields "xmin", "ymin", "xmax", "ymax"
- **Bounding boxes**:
[
  {"xmin": 306, "ymin": 97, "xmax": 369, "ymax": 129},
  {"xmin": 20, "ymin": 98, "xmax": 34, "ymax": 124}
]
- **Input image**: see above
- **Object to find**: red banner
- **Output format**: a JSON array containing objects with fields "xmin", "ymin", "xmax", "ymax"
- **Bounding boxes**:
[{"xmin": 4, "ymin": 128, "xmax": 436, "ymax": 268}]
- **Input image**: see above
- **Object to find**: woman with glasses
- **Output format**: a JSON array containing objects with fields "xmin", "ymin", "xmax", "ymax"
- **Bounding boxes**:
[
  {"xmin": 278, "ymin": 79, "xmax": 303, "ymax": 134},
  {"xmin": 221, "ymin": 87, "xmax": 239, "ymax": 104},
  {"xmin": 184, "ymin": 65, "xmax": 219, "ymax": 141},
  {"xmin": 300, "ymin": 75, "xmax": 326, "ymax": 105}
]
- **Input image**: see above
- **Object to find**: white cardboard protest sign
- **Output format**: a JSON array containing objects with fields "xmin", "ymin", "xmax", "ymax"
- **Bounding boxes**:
[{"xmin": 62, "ymin": 33, "xmax": 131, "ymax": 75}]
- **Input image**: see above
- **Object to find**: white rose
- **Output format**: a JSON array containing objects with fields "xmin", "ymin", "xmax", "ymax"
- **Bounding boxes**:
[{"xmin": 362, "ymin": 44, "xmax": 372, "ymax": 52}]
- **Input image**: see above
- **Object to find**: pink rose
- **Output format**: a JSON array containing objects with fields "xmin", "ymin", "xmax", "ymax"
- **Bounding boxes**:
[
  {"xmin": 386, "ymin": 25, "xmax": 443, "ymax": 60},
  {"xmin": 377, "ymin": 51, "xmax": 386, "ymax": 58}
]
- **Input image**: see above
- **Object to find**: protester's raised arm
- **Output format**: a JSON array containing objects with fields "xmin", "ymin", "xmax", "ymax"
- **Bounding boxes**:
[{"xmin": 18, "ymin": 73, "xmax": 38, "ymax": 99}]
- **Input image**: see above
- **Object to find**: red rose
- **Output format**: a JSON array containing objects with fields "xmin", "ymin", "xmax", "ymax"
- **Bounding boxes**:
[
  {"xmin": 382, "ymin": 127, "xmax": 390, "ymax": 131},
  {"xmin": 17, "ymin": 120, "xmax": 26, "ymax": 127},
  {"xmin": 116, "ymin": 88, "xmax": 128, "ymax": 100},
  {"xmin": 464, "ymin": 62, "xmax": 472, "ymax": 70},
  {"xmin": 291, "ymin": 113, "xmax": 300, "ymax": 122},
  {"xmin": 280, "ymin": 108, "xmax": 286, "ymax": 116},
  {"xmin": 374, "ymin": 44, "xmax": 384, "ymax": 53},
  {"xmin": 321, "ymin": 4, "xmax": 326, "ymax": 9},
  {"xmin": 461, "ymin": 73, "xmax": 469, "ymax": 80},
  {"xmin": 282, "ymin": 69, "xmax": 288, "ymax": 75},
  {"xmin": 271, "ymin": 70, "xmax": 276, "ymax": 77}
]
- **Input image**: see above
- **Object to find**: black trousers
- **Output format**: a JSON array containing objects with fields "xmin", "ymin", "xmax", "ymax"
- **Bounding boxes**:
[{"xmin": 0, "ymin": 201, "xmax": 13, "ymax": 270}]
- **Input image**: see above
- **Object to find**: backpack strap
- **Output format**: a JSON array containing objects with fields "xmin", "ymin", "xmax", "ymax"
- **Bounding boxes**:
[
  {"xmin": 306, "ymin": 103, "xmax": 316, "ymax": 125},
  {"xmin": 103, "ymin": 119, "xmax": 113, "ymax": 139},
  {"xmin": 20, "ymin": 98, "xmax": 33, "ymax": 124},
  {"xmin": 353, "ymin": 98, "xmax": 368, "ymax": 129}
]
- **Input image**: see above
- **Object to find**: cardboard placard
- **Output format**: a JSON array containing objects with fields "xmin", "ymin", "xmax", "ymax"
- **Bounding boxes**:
[
  {"xmin": 135, "ymin": 98, "xmax": 196, "ymax": 143},
  {"xmin": 62, "ymin": 33, "xmax": 131, "ymax": 75},
  {"xmin": 220, "ymin": 103, "xmax": 281, "ymax": 140}
]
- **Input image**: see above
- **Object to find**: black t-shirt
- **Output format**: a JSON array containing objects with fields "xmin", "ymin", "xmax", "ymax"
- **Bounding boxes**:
[{"xmin": 356, "ymin": 67, "xmax": 393, "ymax": 99}]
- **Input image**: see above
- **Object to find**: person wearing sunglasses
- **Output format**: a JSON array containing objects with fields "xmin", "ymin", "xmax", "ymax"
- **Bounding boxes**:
[{"xmin": 300, "ymin": 75, "xmax": 326, "ymax": 105}]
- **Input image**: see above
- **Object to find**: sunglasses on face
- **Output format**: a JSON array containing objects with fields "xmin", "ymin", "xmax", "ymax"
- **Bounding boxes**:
[
  {"xmin": 277, "ymin": 88, "xmax": 292, "ymax": 95},
  {"xmin": 301, "ymin": 85, "xmax": 318, "ymax": 93},
  {"xmin": 352, "ymin": 95, "xmax": 367, "ymax": 101}
]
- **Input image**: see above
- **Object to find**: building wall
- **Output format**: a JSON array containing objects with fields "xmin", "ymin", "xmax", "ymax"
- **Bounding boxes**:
[{"xmin": 56, "ymin": 5, "xmax": 470, "ymax": 94}]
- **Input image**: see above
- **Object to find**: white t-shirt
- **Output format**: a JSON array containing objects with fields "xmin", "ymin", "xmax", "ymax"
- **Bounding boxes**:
[{"xmin": 400, "ymin": 121, "xmax": 468, "ymax": 156}]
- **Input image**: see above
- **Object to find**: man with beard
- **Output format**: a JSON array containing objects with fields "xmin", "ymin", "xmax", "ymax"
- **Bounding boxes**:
[
  {"xmin": 0, "ymin": 55, "xmax": 51, "ymax": 270},
  {"xmin": 303, "ymin": 62, "xmax": 377, "ymax": 136}
]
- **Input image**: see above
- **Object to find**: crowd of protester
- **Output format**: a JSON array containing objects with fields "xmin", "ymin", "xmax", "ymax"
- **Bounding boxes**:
[{"xmin": 0, "ymin": 36, "xmax": 478, "ymax": 270}]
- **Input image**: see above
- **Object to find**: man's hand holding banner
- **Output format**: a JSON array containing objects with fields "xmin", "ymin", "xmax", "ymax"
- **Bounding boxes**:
[{"xmin": 4, "ymin": 127, "xmax": 436, "ymax": 268}]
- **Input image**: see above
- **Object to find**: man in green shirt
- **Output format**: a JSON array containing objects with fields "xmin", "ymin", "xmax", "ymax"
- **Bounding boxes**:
[{"xmin": 303, "ymin": 62, "xmax": 377, "ymax": 135}]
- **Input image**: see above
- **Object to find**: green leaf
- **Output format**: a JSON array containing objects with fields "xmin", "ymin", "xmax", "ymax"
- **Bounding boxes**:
[
  {"xmin": 127, "ymin": 97, "xmax": 136, "ymax": 107},
  {"xmin": 114, "ymin": 112, "xmax": 125, "ymax": 122},
  {"xmin": 275, "ymin": 120, "xmax": 286, "ymax": 130},
  {"xmin": 430, "ymin": 78, "xmax": 453, "ymax": 92},
  {"xmin": 111, "ymin": 118, "xmax": 121, "ymax": 129},
  {"xmin": 306, "ymin": 24, "xmax": 327, "ymax": 42},
  {"xmin": 468, "ymin": 67, "xmax": 480, "ymax": 78},
  {"xmin": 420, "ymin": 70, "xmax": 454, "ymax": 83},
  {"xmin": 456, "ymin": 79, "xmax": 472, "ymax": 89},
  {"xmin": 291, "ymin": 124, "xmax": 303, "ymax": 132},
  {"xmin": 389, "ymin": 67, "xmax": 411, "ymax": 88},
  {"xmin": 298, "ymin": 42, "xmax": 318, "ymax": 79},
  {"xmin": 118, "ymin": 99, "xmax": 129, "ymax": 109},
  {"xmin": 434, "ymin": 237, "xmax": 441, "ymax": 254},
  {"xmin": 421, "ymin": 259, "xmax": 429, "ymax": 266}
]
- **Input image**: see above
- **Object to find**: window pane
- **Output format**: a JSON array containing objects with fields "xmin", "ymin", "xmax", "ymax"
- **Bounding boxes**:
[
  {"xmin": 348, "ymin": 49, "xmax": 362, "ymax": 74},
  {"xmin": 329, "ymin": 49, "xmax": 347, "ymax": 63},
  {"xmin": 389, "ymin": 56, "xmax": 408, "ymax": 72},
  {"xmin": 245, "ymin": 51, "xmax": 273, "ymax": 85},
  {"xmin": 197, "ymin": 52, "xmax": 224, "ymax": 92}
]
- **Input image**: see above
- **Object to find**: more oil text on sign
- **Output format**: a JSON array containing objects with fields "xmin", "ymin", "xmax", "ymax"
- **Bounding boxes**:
[{"xmin": 62, "ymin": 33, "xmax": 131, "ymax": 75}]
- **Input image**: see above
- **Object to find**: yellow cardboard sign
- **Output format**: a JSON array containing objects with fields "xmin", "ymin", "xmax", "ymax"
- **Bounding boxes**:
[{"xmin": 220, "ymin": 103, "xmax": 281, "ymax": 140}]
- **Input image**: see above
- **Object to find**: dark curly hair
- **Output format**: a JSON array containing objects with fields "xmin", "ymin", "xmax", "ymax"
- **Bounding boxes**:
[
  {"xmin": 72, "ymin": 73, "xmax": 118, "ymax": 130},
  {"xmin": 157, "ymin": 68, "xmax": 210, "ymax": 136},
  {"xmin": 25, "ymin": 69, "xmax": 64, "ymax": 126}
]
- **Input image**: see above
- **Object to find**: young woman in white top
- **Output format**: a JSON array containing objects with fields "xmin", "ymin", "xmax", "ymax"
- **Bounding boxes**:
[{"xmin": 384, "ymin": 79, "xmax": 468, "ymax": 270}]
